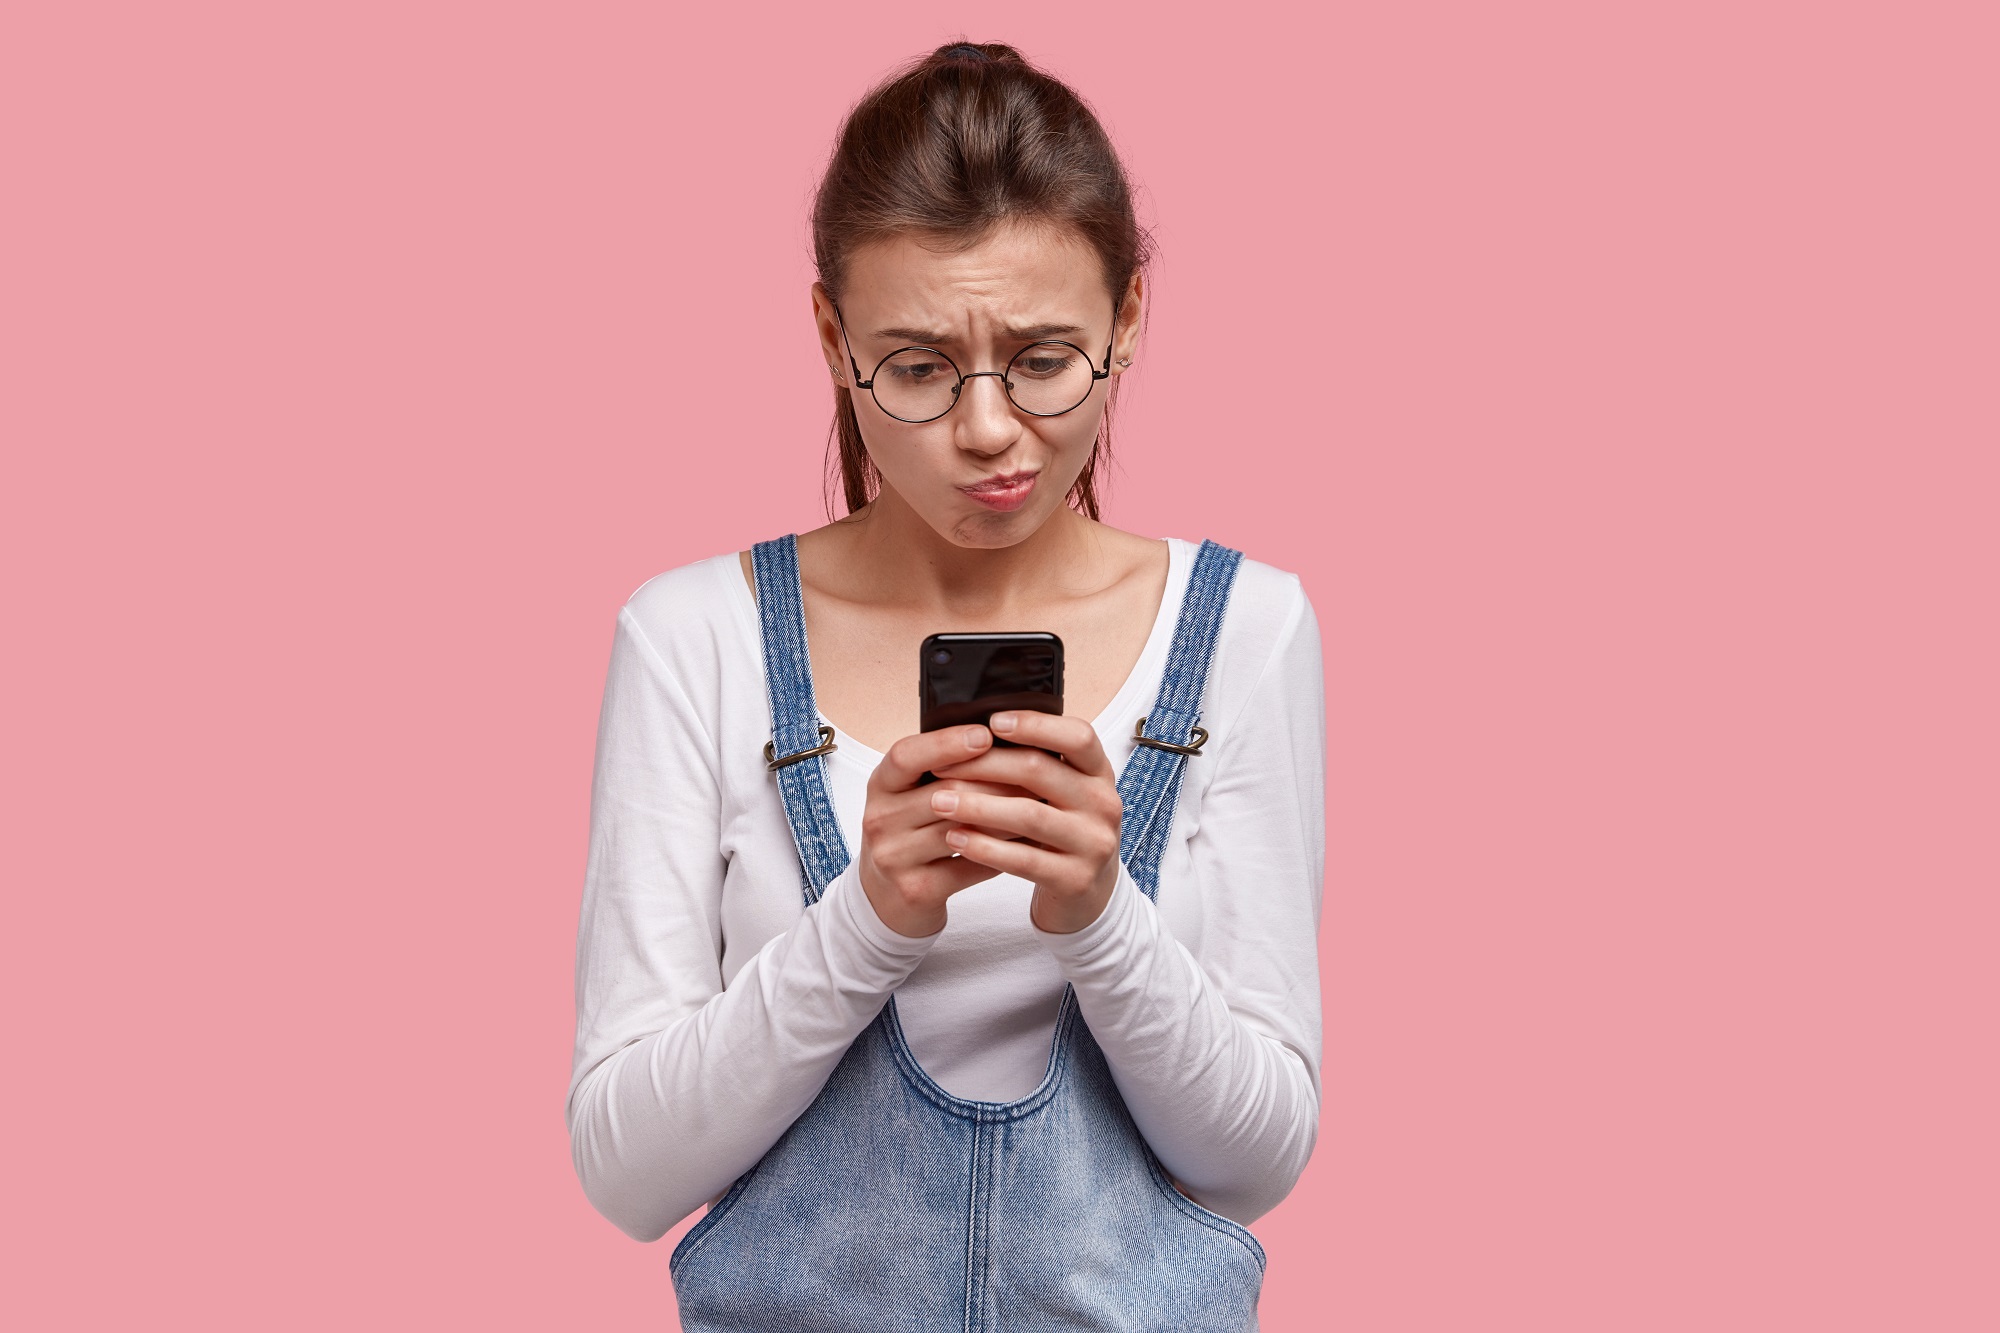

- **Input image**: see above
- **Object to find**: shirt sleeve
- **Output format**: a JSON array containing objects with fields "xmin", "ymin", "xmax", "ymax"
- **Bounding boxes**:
[
  {"xmin": 1038, "ymin": 579, "xmax": 1325, "ymax": 1224},
  {"xmin": 565, "ymin": 607, "xmax": 936, "ymax": 1242}
]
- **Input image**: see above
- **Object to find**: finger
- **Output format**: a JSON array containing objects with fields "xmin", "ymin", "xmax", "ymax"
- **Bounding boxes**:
[
  {"xmin": 862, "ymin": 784, "xmax": 947, "ymax": 845},
  {"xmin": 929, "ymin": 788, "xmax": 1081, "ymax": 852},
  {"xmin": 943, "ymin": 828, "xmax": 1069, "ymax": 883},
  {"xmin": 932, "ymin": 747, "xmax": 1110, "ymax": 813},
  {"xmin": 930, "ymin": 777, "xmax": 1034, "ymax": 801},
  {"xmin": 876, "ymin": 780, "xmax": 1032, "ymax": 832},
  {"xmin": 872, "ymin": 725, "xmax": 993, "ymax": 793},
  {"xmin": 988, "ymin": 710, "xmax": 1114, "ymax": 779},
  {"xmin": 860, "ymin": 834, "xmax": 999, "ymax": 933},
  {"xmin": 872, "ymin": 794, "xmax": 1019, "ymax": 867},
  {"xmin": 863, "ymin": 786, "xmax": 1020, "ymax": 876},
  {"xmin": 916, "ymin": 851, "xmax": 1002, "ymax": 897}
]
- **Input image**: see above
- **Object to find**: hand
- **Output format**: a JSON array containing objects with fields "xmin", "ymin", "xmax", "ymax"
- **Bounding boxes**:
[
  {"xmin": 926, "ymin": 711, "xmax": 1125, "ymax": 935},
  {"xmin": 856, "ymin": 724, "xmax": 1011, "ymax": 937}
]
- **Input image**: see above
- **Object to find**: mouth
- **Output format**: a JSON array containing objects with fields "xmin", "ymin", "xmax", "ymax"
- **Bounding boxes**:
[{"xmin": 959, "ymin": 471, "xmax": 1039, "ymax": 512}]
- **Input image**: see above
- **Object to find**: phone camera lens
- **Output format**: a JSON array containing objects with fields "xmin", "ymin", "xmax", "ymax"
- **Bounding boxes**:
[{"xmin": 930, "ymin": 648, "xmax": 953, "ymax": 666}]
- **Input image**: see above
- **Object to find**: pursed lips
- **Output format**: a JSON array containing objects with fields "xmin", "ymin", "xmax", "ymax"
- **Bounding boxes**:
[{"xmin": 960, "ymin": 472, "xmax": 1039, "ymax": 511}]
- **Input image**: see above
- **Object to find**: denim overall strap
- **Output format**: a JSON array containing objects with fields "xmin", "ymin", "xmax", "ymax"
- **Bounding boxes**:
[
  {"xmin": 1116, "ymin": 539, "xmax": 1244, "ymax": 899},
  {"xmin": 751, "ymin": 535, "xmax": 852, "ymax": 905}
]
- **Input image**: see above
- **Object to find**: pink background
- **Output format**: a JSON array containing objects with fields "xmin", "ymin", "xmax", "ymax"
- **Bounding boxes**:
[{"xmin": 5, "ymin": 3, "xmax": 1995, "ymax": 1328}]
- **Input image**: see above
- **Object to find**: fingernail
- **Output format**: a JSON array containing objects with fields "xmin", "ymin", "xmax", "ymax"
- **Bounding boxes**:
[
  {"xmin": 946, "ymin": 830, "xmax": 969, "ymax": 850},
  {"xmin": 966, "ymin": 727, "xmax": 990, "ymax": 749},
  {"xmin": 990, "ymin": 712, "xmax": 1017, "ymax": 735},
  {"xmin": 930, "ymin": 790, "xmax": 959, "ymax": 814}
]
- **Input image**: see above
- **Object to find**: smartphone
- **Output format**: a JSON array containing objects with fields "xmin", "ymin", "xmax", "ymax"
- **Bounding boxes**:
[{"xmin": 918, "ymin": 632, "xmax": 1065, "ymax": 771}]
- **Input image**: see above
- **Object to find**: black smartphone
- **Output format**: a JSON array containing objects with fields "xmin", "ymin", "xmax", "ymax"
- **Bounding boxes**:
[{"xmin": 918, "ymin": 633, "xmax": 1064, "ymax": 775}]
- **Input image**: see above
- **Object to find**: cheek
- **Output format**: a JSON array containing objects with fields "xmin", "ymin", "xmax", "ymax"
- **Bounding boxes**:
[
  {"xmin": 859, "ymin": 420, "xmax": 958, "ymax": 482},
  {"xmin": 1058, "ymin": 406, "xmax": 1103, "ymax": 453},
  {"xmin": 1042, "ymin": 404, "xmax": 1105, "ymax": 474}
]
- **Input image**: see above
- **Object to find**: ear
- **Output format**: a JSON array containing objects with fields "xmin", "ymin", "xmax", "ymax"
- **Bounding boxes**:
[
  {"xmin": 1110, "ymin": 271, "xmax": 1145, "ymax": 374},
  {"xmin": 811, "ymin": 283, "xmax": 847, "ymax": 386}
]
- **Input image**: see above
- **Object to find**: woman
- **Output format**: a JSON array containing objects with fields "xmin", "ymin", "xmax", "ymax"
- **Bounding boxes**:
[{"xmin": 568, "ymin": 42, "xmax": 1325, "ymax": 1331}]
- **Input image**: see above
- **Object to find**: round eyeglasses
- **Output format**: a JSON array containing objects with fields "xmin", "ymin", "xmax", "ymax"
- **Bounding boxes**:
[{"xmin": 836, "ymin": 306, "xmax": 1116, "ymax": 424}]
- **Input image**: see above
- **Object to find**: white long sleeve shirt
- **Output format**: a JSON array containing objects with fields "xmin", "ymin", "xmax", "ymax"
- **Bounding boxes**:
[{"xmin": 567, "ymin": 537, "xmax": 1325, "ymax": 1242}]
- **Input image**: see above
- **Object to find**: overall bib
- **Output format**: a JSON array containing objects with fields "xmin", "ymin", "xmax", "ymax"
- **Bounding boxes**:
[{"xmin": 670, "ymin": 535, "xmax": 1263, "ymax": 1332}]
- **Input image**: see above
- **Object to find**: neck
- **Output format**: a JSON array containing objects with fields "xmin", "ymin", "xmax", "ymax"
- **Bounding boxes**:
[{"xmin": 832, "ymin": 483, "xmax": 1104, "ymax": 617}]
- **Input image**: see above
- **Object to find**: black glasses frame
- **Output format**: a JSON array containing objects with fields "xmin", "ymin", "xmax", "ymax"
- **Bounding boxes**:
[{"xmin": 834, "ymin": 302, "xmax": 1117, "ymax": 424}]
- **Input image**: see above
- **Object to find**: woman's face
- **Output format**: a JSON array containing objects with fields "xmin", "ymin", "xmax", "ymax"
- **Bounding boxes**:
[{"xmin": 814, "ymin": 221, "xmax": 1143, "ymax": 548}]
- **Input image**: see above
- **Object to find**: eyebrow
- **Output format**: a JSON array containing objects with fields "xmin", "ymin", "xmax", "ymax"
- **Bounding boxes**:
[{"xmin": 871, "ymin": 321, "xmax": 1087, "ymax": 345}]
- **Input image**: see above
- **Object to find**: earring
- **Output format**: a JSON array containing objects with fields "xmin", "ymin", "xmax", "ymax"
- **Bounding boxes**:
[{"xmin": 1116, "ymin": 358, "xmax": 1133, "ymax": 367}]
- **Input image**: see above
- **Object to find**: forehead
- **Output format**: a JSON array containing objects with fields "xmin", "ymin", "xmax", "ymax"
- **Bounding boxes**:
[{"xmin": 840, "ymin": 221, "xmax": 1107, "ymax": 324}]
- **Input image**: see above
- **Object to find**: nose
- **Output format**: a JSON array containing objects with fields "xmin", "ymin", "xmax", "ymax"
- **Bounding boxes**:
[{"xmin": 952, "ymin": 371, "xmax": 1020, "ymax": 456}]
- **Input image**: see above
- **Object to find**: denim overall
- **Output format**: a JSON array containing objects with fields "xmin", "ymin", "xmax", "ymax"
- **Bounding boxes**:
[{"xmin": 669, "ymin": 535, "xmax": 1263, "ymax": 1332}]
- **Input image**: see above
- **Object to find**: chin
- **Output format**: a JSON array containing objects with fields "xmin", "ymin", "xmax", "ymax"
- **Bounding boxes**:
[{"xmin": 943, "ymin": 510, "xmax": 1043, "ymax": 548}]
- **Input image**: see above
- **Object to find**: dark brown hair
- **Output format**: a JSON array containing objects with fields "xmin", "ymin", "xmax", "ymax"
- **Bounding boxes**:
[{"xmin": 812, "ymin": 41, "xmax": 1150, "ymax": 519}]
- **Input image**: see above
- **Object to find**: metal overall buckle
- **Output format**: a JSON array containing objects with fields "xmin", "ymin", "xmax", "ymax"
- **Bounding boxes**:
[
  {"xmin": 764, "ymin": 725, "xmax": 838, "ymax": 771},
  {"xmin": 1132, "ymin": 716, "xmax": 1208, "ymax": 756}
]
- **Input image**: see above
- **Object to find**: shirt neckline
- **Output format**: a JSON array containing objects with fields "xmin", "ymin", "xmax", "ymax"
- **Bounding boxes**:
[{"xmin": 719, "ymin": 537, "xmax": 1193, "ymax": 770}]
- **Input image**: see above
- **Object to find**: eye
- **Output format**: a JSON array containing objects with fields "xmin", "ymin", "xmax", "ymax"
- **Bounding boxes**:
[
  {"xmin": 1014, "ymin": 347, "xmax": 1078, "ymax": 378},
  {"xmin": 884, "ymin": 352, "xmax": 953, "ymax": 383}
]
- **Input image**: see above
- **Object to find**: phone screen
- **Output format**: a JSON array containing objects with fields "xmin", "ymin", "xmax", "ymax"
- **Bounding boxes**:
[{"xmin": 918, "ymin": 633, "xmax": 1065, "ymax": 737}]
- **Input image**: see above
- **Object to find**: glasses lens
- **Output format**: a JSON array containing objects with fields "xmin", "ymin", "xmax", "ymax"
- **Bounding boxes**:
[
  {"xmin": 871, "ymin": 348, "xmax": 960, "ymax": 422},
  {"xmin": 1006, "ymin": 342, "xmax": 1096, "ymax": 416}
]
